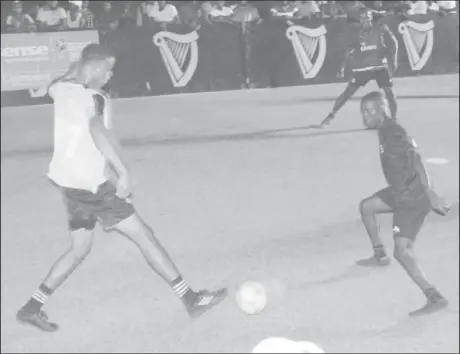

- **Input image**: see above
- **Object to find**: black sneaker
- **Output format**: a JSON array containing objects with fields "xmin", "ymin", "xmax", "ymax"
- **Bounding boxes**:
[
  {"xmin": 16, "ymin": 308, "xmax": 59, "ymax": 332},
  {"xmin": 409, "ymin": 295, "xmax": 448, "ymax": 317},
  {"xmin": 186, "ymin": 288, "xmax": 228, "ymax": 319}
]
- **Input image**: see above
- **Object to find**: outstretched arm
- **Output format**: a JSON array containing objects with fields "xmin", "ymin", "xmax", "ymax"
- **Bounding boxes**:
[{"xmin": 381, "ymin": 24, "xmax": 399, "ymax": 72}]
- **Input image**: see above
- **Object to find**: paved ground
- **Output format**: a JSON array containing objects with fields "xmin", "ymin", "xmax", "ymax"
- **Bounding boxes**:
[{"xmin": 1, "ymin": 75, "xmax": 459, "ymax": 353}]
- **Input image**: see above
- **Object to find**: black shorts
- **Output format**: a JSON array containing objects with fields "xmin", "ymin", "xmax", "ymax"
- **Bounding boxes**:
[
  {"xmin": 57, "ymin": 181, "xmax": 135, "ymax": 231},
  {"xmin": 373, "ymin": 186, "xmax": 431, "ymax": 240},
  {"xmin": 350, "ymin": 68, "xmax": 393, "ymax": 88}
]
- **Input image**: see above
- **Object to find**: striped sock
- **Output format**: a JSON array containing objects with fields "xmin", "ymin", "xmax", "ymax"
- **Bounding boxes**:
[
  {"xmin": 171, "ymin": 277, "xmax": 196, "ymax": 305},
  {"xmin": 23, "ymin": 284, "xmax": 53, "ymax": 313}
]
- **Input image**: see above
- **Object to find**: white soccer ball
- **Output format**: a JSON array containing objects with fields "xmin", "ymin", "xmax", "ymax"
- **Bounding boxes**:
[
  {"xmin": 252, "ymin": 337, "xmax": 325, "ymax": 353},
  {"xmin": 236, "ymin": 281, "xmax": 267, "ymax": 315}
]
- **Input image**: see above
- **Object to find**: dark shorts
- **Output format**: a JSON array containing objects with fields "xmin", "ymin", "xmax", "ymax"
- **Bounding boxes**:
[
  {"xmin": 373, "ymin": 186, "xmax": 431, "ymax": 240},
  {"xmin": 58, "ymin": 181, "xmax": 135, "ymax": 231},
  {"xmin": 350, "ymin": 68, "xmax": 393, "ymax": 88}
]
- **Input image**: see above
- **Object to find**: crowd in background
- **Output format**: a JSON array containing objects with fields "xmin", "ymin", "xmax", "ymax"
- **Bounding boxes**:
[{"xmin": 2, "ymin": 0, "xmax": 459, "ymax": 35}]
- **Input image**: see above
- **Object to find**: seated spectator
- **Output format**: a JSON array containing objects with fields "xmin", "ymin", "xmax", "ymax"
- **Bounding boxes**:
[
  {"xmin": 5, "ymin": 1, "xmax": 36, "ymax": 33},
  {"xmin": 95, "ymin": 1, "xmax": 119, "ymax": 35},
  {"xmin": 407, "ymin": 1, "xmax": 428, "ymax": 15},
  {"xmin": 232, "ymin": 0, "xmax": 261, "ymax": 24},
  {"xmin": 65, "ymin": 1, "xmax": 85, "ymax": 30},
  {"xmin": 271, "ymin": 0, "xmax": 298, "ymax": 19},
  {"xmin": 36, "ymin": 0, "xmax": 67, "ymax": 32},
  {"xmin": 80, "ymin": 0, "xmax": 95, "ymax": 29},
  {"xmin": 321, "ymin": 0, "xmax": 346, "ymax": 19},
  {"xmin": 142, "ymin": 0, "xmax": 180, "ymax": 28},
  {"xmin": 118, "ymin": 2, "xmax": 138, "ymax": 29},
  {"xmin": 294, "ymin": 1, "xmax": 321, "ymax": 20},
  {"xmin": 209, "ymin": 1, "xmax": 235, "ymax": 22},
  {"xmin": 178, "ymin": 0, "xmax": 210, "ymax": 29},
  {"xmin": 436, "ymin": 0, "xmax": 458, "ymax": 13},
  {"xmin": 343, "ymin": 0, "xmax": 367, "ymax": 23}
]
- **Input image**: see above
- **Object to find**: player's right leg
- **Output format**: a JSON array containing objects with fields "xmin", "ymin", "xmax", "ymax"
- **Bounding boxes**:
[
  {"xmin": 320, "ymin": 74, "xmax": 364, "ymax": 127},
  {"xmin": 357, "ymin": 187, "xmax": 394, "ymax": 267},
  {"xmin": 17, "ymin": 191, "xmax": 97, "ymax": 332}
]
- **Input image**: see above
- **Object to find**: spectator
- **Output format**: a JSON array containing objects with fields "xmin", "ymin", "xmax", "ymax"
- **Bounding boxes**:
[
  {"xmin": 178, "ymin": 1, "xmax": 210, "ymax": 29},
  {"xmin": 407, "ymin": 1, "xmax": 429, "ymax": 14},
  {"xmin": 271, "ymin": 1, "xmax": 298, "ymax": 20},
  {"xmin": 343, "ymin": 1, "xmax": 367, "ymax": 23},
  {"xmin": 321, "ymin": 1, "xmax": 346, "ymax": 19},
  {"xmin": 295, "ymin": 1, "xmax": 321, "ymax": 19},
  {"xmin": 65, "ymin": 1, "xmax": 85, "ymax": 29},
  {"xmin": 5, "ymin": 1, "xmax": 36, "ymax": 33},
  {"xmin": 209, "ymin": 1, "xmax": 235, "ymax": 22},
  {"xmin": 95, "ymin": 1, "xmax": 119, "ymax": 36},
  {"xmin": 232, "ymin": 0, "xmax": 261, "ymax": 23},
  {"xmin": 118, "ymin": 2, "xmax": 138, "ymax": 30},
  {"xmin": 436, "ymin": 0, "xmax": 458, "ymax": 13},
  {"xmin": 36, "ymin": 1, "xmax": 67, "ymax": 32},
  {"xmin": 142, "ymin": 0, "xmax": 180, "ymax": 28},
  {"xmin": 80, "ymin": 0, "xmax": 95, "ymax": 29}
]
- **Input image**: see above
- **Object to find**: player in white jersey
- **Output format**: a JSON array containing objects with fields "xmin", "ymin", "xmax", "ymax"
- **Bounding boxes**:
[{"xmin": 16, "ymin": 44, "xmax": 227, "ymax": 332}]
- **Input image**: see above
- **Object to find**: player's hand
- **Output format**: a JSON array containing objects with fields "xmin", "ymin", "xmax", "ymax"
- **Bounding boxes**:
[
  {"xmin": 116, "ymin": 173, "xmax": 132, "ymax": 200},
  {"xmin": 427, "ymin": 189, "xmax": 450, "ymax": 216},
  {"xmin": 336, "ymin": 69, "xmax": 345, "ymax": 79}
]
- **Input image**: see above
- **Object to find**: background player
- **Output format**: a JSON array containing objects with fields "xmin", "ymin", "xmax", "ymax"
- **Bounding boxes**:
[
  {"xmin": 16, "ymin": 45, "xmax": 227, "ymax": 332},
  {"xmin": 357, "ymin": 91, "xmax": 450, "ymax": 316},
  {"xmin": 317, "ymin": 9, "xmax": 399, "ymax": 128}
]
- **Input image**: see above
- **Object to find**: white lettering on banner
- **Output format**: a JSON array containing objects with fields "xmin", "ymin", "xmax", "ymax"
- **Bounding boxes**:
[
  {"xmin": 1, "ymin": 45, "xmax": 49, "ymax": 58},
  {"xmin": 286, "ymin": 25, "xmax": 328, "ymax": 80},
  {"xmin": 398, "ymin": 20, "xmax": 435, "ymax": 71},
  {"xmin": 1, "ymin": 31, "xmax": 99, "ymax": 92},
  {"xmin": 153, "ymin": 31, "xmax": 199, "ymax": 87}
]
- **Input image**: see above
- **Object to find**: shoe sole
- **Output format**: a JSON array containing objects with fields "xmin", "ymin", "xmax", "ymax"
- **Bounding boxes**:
[
  {"xmin": 189, "ymin": 289, "xmax": 228, "ymax": 319},
  {"xmin": 409, "ymin": 300, "xmax": 449, "ymax": 317},
  {"xmin": 356, "ymin": 259, "xmax": 391, "ymax": 267},
  {"xmin": 17, "ymin": 315, "xmax": 59, "ymax": 332}
]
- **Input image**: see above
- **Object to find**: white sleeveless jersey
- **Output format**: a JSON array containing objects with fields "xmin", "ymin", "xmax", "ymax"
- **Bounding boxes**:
[
  {"xmin": 66, "ymin": 11, "xmax": 82, "ymax": 29},
  {"xmin": 48, "ymin": 81, "xmax": 111, "ymax": 193}
]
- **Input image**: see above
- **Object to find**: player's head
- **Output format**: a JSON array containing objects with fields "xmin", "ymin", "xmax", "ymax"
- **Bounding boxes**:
[
  {"xmin": 359, "ymin": 8, "xmax": 373, "ymax": 29},
  {"xmin": 360, "ymin": 91, "xmax": 390, "ymax": 129},
  {"xmin": 12, "ymin": 0, "xmax": 23, "ymax": 14},
  {"xmin": 77, "ymin": 44, "xmax": 116, "ymax": 89},
  {"xmin": 47, "ymin": 1, "xmax": 58, "ymax": 9}
]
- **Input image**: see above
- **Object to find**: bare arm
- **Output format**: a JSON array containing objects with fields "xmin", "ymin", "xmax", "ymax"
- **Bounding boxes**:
[
  {"xmin": 88, "ymin": 95, "xmax": 128, "ymax": 178},
  {"xmin": 382, "ymin": 24, "xmax": 399, "ymax": 70}
]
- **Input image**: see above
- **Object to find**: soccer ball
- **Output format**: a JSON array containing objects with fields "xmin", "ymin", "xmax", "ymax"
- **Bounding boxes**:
[
  {"xmin": 252, "ymin": 337, "xmax": 325, "ymax": 353},
  {"xmin": 236, "ymin": 281, "xmax": 267, "ymax": 315}
]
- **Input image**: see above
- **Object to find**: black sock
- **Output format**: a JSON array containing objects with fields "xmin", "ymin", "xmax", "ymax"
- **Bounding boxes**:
[
  {"xmin": 171, "ymin": 277, "xmax": 197, "ymax": 305},
  {"xmin": 23, "ymin": 283, "xmax": 53, "ymax": 313},
  {"xmin": 373, "ymin": 244, "xmax": 387, "ymax": 259}
]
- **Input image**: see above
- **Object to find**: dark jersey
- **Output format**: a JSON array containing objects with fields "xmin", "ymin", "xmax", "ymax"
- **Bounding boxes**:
[
  {"xmin": 378, "ymin": 118, "xmax": 423, "ymax": 199},
  {"xmin": 349, "ymin": 26, "xmax": 388, "ymax": 72}
]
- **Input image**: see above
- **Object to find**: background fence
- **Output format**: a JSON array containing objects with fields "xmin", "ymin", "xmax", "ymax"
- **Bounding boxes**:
[{"xmin": 1, "ymin": 12, "xmax": 458, "ymax": 106}]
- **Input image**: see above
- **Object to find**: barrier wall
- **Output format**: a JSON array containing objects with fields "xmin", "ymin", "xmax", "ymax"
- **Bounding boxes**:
[{"xmin": 1, "ymin": 13, "xmax": 458, "ymax": 106}]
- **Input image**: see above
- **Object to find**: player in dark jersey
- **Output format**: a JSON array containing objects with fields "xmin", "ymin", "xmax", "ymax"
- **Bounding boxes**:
[
  {"xmin": 317, "ymin": 8, "xmax": 399, "ymax": 128},
  {"xmin": 357, "ymin": 91, "xmax": 450, "ymax": 316}
]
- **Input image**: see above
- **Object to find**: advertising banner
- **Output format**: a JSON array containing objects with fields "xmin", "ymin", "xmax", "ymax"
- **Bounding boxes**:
[{"xmin": 1, "ymin": 30, "xmax": 99, "ymax": 92}]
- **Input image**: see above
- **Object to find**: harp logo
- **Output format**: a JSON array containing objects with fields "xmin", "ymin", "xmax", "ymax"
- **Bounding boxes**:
[
  {"xmin": 153, "ymin": 31, "xmax": 199, "ymax": 87},
  {"xmin": 286, "ymin": 25, "xmax": 327, "ymax": 79},
  {"xmin": 398, "ymin": 20, "xmax": 435, "ymax": 71}
]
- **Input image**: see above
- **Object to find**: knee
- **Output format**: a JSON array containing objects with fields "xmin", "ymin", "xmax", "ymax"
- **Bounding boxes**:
[
  {"xmin": 359, "ymin": 199, "xmax": 371, "ymax": 216},
  {"xmin": 69, "ymin": 235, "xmax": 93, "ymax": 262},
  {"xmin": 393, "ymin": 238, "xmax": 413, "ymax": 262}
]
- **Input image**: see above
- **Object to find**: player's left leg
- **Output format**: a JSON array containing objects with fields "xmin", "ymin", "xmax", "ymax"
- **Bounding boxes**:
[
  {"xmin": 393, "ymin": 205, "xmax": 448, "ymax": 316},
  {"xmin": 357, "ymin": 187, "xmax": 395, "ymax": 267},
  {"xmin": 97, "ymin": 183, "xmax": 227, "ymax": 319},
  {"xmin": 376, "ymin": 68, "xmax": 397, "ymax": 119}
]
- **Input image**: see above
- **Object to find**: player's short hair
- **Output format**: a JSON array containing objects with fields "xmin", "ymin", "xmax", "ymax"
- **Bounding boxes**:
[
  {"xmin": 80, "ymin": 43, "xmax": 115, "ymax": 64},
  {"xmin": 361, "ymin": 91, "xmax": 385, "ymax": 105}
]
